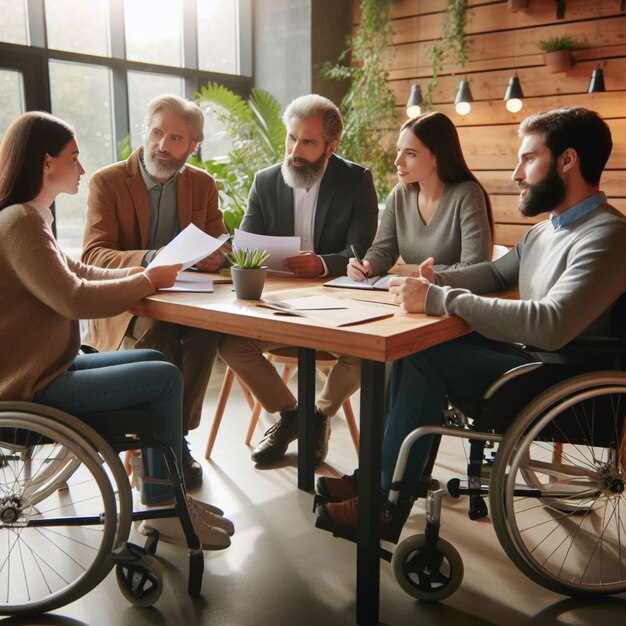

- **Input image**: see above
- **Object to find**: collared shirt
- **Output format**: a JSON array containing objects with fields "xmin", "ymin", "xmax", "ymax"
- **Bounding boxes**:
[
  {"xmin": 138, "ymin": 151, "xmax": 179, "ymax": 265},
  {"xmin": 292, "ymin": 175, "xmax": 329, "ymax": 276},
  {"xmin": 550, "ymin": 191, "xmax": 606, "ymax": 230},
  {"xmin": 293, "ymin": 178, "xmax": 321, "ymax": 252}
]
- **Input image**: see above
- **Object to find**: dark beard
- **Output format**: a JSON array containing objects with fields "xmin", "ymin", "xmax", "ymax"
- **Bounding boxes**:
[
  {"xmin": 518, "ymin": 161, "xmax": 566, "ymax": 217},
  {"xmin": 281, "ymin": 151, "xmax": 327, "ymax": 189}
]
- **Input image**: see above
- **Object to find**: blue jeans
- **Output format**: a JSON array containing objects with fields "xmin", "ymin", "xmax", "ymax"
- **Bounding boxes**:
[
  {"xmin": 381, "ymin": 334, "xmax": 532, "ymax": 494},
  {"xmin": 34, "ymin": 349, "xmax": 182, "ymax": 505}
]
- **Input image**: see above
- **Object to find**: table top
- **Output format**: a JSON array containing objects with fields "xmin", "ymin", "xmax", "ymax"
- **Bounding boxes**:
[{"xmin": 131, "ymin": 275, "xmax": 470, "ymax": 363}]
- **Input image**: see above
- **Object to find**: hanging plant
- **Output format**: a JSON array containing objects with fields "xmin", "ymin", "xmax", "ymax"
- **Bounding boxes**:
[
  {"xmin": 424, "ymin": 0, "xmax": 469, "ymax": 109},
  {"xmin": 322, "ymin": 0, "xmax": 398, "ymax": 199}
]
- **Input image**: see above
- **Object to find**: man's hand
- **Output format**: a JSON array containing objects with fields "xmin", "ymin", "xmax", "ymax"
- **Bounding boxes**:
[
  {"xmin": 195, "ymin": 251, "xmax": 223, "ymax": 272},
  {"xmin": 144, "ymin": 263, "xmax": 183, "ymax": 290},
  {"xmin": 347, "ymin": 257, "xmax": 372, "ymax": 281},
  {"xmin": 388, "ymin": 276, "xmax": 430, "ymax": 313},
  {"xmin": 419, "ymin": 257, "xmax": 435, "ymax": 283},
  {"xmin": 395, "ymin": 263, "xmax": 421, "ymax": 277},
  {"xmin": 283, "ymin": 251, "xmax": 324, "ymax": 278}
]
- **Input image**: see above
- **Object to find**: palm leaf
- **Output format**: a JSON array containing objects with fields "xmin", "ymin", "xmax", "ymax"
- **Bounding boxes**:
[{"xmin": 196, "ymin": 82, "xmax": 252, "ymax": 125}]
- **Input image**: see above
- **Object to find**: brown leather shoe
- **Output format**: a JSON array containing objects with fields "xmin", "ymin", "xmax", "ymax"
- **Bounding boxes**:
[
  {"xmin": 315, "ymin": 494, "xmax": 413, "ymax": 544},
  {"xmin": 251, "ymin": 409, "xmax": 298, "ymax": 464},
  {"xmin": 316, "ymin": 470, "xmax": 358, "ymax": 501}
]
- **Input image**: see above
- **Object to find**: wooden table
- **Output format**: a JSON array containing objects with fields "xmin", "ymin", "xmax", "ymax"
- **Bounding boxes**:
[{"xmin": 132, "ymin": 275, "xmax": 470, "ymax": 625}]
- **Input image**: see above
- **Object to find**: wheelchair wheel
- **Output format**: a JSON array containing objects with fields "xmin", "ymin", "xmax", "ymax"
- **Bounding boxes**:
[
  {"xmin": 490, "ymin": 372, "xmax": 626, "ymax": 597},
  {"xmin": 115, "ymin": 544, "xmax": 163, "ymax": 608},
  {"xmin": 0, "ymin": 410, "xmax": 118, "ymax": 615},
  {"xmin": 391, "ymin": 534, "xmax": 464, "ymax": 602}
]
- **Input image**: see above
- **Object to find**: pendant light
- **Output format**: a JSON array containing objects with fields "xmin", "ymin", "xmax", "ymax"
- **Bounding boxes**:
[
  {"xmin": 406, "ymin": 84, "xmax": 423, "ymax": 118},
  {"xmin": 588, "ymin": 68, "xmax": 606, "ymax": 93},
  {"xmin": 504, "ymin": 76, "xmax": 524, "ymax": 112},
  {"xmin": 454, "ymin": 79, "xmax": 473, "ymax": 116}
]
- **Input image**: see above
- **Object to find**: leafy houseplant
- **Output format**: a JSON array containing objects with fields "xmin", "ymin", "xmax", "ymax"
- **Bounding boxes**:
[
  {"xmin": 322, "ymin": 0, "xmax": 398, "ymax": 199},
  {"xmin": 193, "ymin": 84, "xmax": 286, "ymax": 234},
  {"xmin": 226, "ymin": 248, "xmax": 270, "ymax": 270},
  {"xmin": 226, "ymin": 248, "xmax": 270, "ymax": 300},
  {"xmin": 539, "ymin": 35, "xmax": 578, "ymax": 73}
]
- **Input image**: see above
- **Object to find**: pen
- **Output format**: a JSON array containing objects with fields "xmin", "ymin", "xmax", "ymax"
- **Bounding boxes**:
[{"xmin": 350, "ymin": 245, "xmax": 372, "ymax": 286}]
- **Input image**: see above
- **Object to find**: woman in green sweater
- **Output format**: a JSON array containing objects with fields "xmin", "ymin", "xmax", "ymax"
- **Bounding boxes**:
[
  {"xmin": 348, "ymin": 111, "xmax": 492, "ymax": 282},
  {"xmin": 0, "ymin": 111, "xmax": 232, "ymax": 549}
]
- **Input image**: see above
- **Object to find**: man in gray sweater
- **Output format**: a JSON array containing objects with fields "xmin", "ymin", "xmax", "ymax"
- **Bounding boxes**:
[{"xmin": 315, "ymin": 107, "xmax": 626, "ymax": 541}]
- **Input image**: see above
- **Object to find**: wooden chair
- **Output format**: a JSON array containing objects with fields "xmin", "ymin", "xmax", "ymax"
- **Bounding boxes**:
[{"xmin": 205, "ymin": 348, "xmax": 359, "ymax": 459}]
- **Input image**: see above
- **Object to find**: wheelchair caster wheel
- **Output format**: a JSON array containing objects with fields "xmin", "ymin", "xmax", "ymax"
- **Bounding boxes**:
[
  {"xmin": 391, "ymin": 534, "xmax": 463, "ymax": 602},
  {"xmin": 468, "ymin": 496, "xmax": 488, "ymax": 520},
  {"xmin": 116, "ymin": 550, "xmax": 163, "ymax": 607}
]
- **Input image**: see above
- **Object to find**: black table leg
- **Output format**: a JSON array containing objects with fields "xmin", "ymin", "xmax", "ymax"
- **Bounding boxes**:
[
  {"xmin": 357, "ymin": 359, "xmax": 386, "ymax": 626},
  {"xmin": 297, "ymin": 347, "xmax": 316, "ymax": 491}
]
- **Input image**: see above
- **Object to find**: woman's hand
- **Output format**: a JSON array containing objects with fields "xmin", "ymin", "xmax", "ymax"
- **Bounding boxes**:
[
  {"xmin": 144, "ymin": 264, "xmax": 183, "ymax": 290},
  {"xmin": 347, "ymin": 257, "xmax": 372, "ymax": 281}
]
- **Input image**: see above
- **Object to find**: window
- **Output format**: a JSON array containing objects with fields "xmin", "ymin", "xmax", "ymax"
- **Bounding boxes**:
[
  {"xmin": 125, "ymin": 0, "xmax": 182, "ymax": 67},
  {"xmin": 197, "ymin": 0, "xmax": 238, "ymax": 74},
  {"xmin": 45, "ymin": 0, "xmax": 110, "ymax": 57},
  {"xmin": 0, "ymin": 0, "xmax": 252, "ymax": 255},
  {"xmin": 0, "ymin": 0, "xmax": 27, "ymax": 45},
  {"xmin": 50, "ymin": 60, "xmax": 114, "ymax": 258},
  {"xmin": 0, "ymin": 69, "xmax": 25, "ymax": 142}
]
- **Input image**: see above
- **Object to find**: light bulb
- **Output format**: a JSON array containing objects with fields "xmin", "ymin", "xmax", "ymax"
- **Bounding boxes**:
[
  {"xmin": 506, "ymin": 98, "xmax": 523, "ymax": 113},
  {"xmin": 455, "ymin": 101, "xmax": 471, "ymax": 115},
  {"xmin": 406, "ymin": 104, "xmax": 421, "ymax": 117}
]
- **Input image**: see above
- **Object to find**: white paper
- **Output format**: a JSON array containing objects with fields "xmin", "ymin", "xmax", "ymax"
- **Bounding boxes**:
[
  {"xmin": 159, "ymin": 271, "xmax": 213, "ymax": 292},
  {"xmin": 147, "ymin": 223, "xmax": 229, "ymax": 270},
  {"xmin": 232, "ymin": 229, "xmax": 301, "ymax": 272}
]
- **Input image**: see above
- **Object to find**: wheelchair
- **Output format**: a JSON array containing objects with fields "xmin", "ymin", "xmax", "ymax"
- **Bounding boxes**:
[
  {"xmin": 386, "ymin": 301, "xmax": 626, "ymax": 602},
  {"xmin": 0, "ymin": 401, "xmax": 208, "ymax": 616}
]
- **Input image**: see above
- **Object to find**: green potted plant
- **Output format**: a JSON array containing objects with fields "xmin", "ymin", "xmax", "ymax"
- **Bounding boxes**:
[
  {"xmin": 226, "ymin": 248, "xmax": 270, "ymax": 300},
  {"xmin": 539, "ymin": 35, "xmax": 578, "ymax": 73},
  {"xmin": 193, "ymin": 84, "xmax": 285, "ymax": 234}
]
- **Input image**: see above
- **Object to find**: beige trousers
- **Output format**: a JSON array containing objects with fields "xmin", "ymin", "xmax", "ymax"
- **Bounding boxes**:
[
  {"xmin": 218, "ymin": 335, "xmax": 361, "ymax": 417},
  {"xmin": 128, "ymin": 317, "xmax": 220, "ymax": 433}
]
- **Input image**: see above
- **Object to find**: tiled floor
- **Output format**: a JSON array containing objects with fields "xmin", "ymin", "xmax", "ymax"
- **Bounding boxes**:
[{"xmin": 3, "ymin": 358, "xmax": 625, "ymax": 626}]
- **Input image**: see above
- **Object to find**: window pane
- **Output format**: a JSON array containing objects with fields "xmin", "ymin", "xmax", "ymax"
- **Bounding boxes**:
[
  {"xmin": 197, "ymin": 0, "xmax": 238, "ymax": 74},
  {"xmin": 125, "ymin": 0, "xmax": 182, "ymax": 66},
  {"xmin": 44, "ymin": 0, "xmax": 109, "ymax": 56},
  {"xmin": 49, "ymin": 60, "xmax": 114, "ymax": 259},
  {"xmin": 128, "ymin": 71, "xmax": 184, "ymax": 149},
  {"xmin": 0, "ymin": 0, "xmax": 28, "ymax": 44},
  {"xmin": 0, "ymin": 70, "xmax": 25, "ymax": 143}
]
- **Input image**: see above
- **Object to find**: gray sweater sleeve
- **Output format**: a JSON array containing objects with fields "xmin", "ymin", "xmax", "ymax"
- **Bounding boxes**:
[{"xmin": 425, "ymin": 210, "xmax": 626, "ymax": 350}]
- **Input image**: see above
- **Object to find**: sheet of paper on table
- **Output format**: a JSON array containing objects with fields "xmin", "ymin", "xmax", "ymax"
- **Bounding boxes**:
[
  {"xmin": 258, "ymin": 295, "xmax": 395, "ymax": 327},
  {"xmin": 159, "ymin": 271, "xmax": 214, "ymax": 292}
]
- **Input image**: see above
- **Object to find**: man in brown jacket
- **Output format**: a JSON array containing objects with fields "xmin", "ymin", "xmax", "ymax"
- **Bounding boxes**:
[{"xmin": 82, "ymin": 94, "xmax": 227, "ymax": 489}]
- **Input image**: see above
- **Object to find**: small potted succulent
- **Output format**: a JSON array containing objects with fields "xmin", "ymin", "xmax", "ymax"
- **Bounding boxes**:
[
  {"xmin": 539, "ymin": 35, "xmax": 578, "ymax": 73},
  {"xmin": 226, "ymin": 247, "xmax": 270, "ymax": 300}
]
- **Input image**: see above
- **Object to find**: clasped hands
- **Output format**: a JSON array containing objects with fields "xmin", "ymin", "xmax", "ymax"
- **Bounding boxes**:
[{"xmin": 346, "ymin": 255, "xmax": 435, "ymax": 313}]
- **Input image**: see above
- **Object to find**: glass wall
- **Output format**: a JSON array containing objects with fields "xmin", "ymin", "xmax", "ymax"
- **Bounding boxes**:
[{"xmin": 0, "ymin": 0, "xmax": 252, "ymax": 256}]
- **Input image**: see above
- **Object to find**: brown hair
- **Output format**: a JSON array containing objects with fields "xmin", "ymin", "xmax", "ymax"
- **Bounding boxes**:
[
  {"xmin": 401, "ymin": 111, "xmax": 493, "ymax": 237},
  {"xmin": 0, "ymin": 112, "xmax": 75, "ymax": 211}
]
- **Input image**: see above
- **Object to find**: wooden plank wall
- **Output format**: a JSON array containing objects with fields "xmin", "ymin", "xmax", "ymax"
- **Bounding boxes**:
[{"xmin": 353, "ymin": 0, "xmax": 626, "ymax": 246}]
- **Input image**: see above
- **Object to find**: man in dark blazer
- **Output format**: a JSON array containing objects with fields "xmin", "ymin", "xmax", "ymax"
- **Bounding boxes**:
[{"xmin": 220, "ymin": 93, "xmax": 379, "ymax": 466}]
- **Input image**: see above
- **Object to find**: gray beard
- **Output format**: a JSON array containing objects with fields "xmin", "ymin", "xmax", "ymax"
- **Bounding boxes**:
[
  {"xmin": 142, "ymin": 147, "xmax": 188, "ymax": 180},
  {"xmin": 281, "ymin": 154, "xmax": 327, "ymax": 189}
]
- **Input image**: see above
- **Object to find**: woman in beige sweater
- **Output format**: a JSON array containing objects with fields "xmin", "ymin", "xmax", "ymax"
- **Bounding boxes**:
[{"xmin": 0, "ymin": 111, "xmax": 232, "ymax": 549}]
